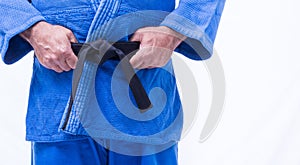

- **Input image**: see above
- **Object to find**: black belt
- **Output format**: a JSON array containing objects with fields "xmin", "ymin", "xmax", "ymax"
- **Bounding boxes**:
[
  {"xmin": 71, "ymin": 42, "xmax": 141, "ymax": 65},
  {"xmin": 68, "ymin": 41, "xmax": 152, "ymax": 114}
]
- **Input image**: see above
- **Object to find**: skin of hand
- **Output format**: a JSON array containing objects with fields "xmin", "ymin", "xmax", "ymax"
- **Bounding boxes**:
[
  {"xmin": 19, "ymin": 21, "xmax": 78, "ymax": 73},
  {"xmin": 130, "ymin": 26, "xmax": 187, "ymax": 69}
]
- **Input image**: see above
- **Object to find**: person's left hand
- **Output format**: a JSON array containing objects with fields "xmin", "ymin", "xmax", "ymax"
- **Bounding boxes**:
[{"xmin": 130, "ymin": 26, "xmax": 186, "ymax": 69}]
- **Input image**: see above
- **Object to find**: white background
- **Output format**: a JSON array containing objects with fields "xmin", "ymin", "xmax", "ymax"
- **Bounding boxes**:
[{"xmin": 1, "ymin": 0, "xmax": 300, "ymax": 164}]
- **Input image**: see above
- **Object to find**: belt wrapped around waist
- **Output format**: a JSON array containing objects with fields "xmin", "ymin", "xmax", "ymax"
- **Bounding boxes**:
[
  {"xmin": 61, "ymin": 40, "xmax": 152, "ymax": 131},
  {"xmin": 71, "ymin": 40, "xmax": 152, "ymax": 111},
  {"xmin": 71, "ymin": 42, "xmax": 140, "ymax": 65}
]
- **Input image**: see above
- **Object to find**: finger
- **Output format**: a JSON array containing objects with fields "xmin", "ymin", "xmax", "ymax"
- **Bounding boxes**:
[
  {"xmin": 64, "ymin": 28, "xmax": 78, "ymax": 43},
  {"xmin": 51, "ymin": 64, "xmax": 63, "ymax": 73},
  {"xmin": 129, "ymin": 51, "xmax": 144, "ymax": 68},
  {"xmin": 69, "ymin": 34, "xmax": 77, "ymax": 43},
  {"xmin": 130, "ymin": 32, "xmax": 141, "ymax": 42},
  {"xmin": 56, "ymin": 58, "xmax": 71, "ymax": 71},
  {"xmin": 62, "ymin": 42, "xmax": 78, "ymax": 69},
  {"xmin": 53, "ymin": 44, "xmax": 74, "ymax": 71},
  {"xmin": 43, "ymin": 54, "xmax": 71, "ymax": 72},
  {"xmin": 135, "ymin": 61, "xmax": 148, "ymax": 69},
  {"xmin": 38, "ymin": 54, "xmax": 59, "ymax": 71},
  {"xmin": 131, "ymin": 56, "xmax": 150, "ymax": 69},
  {"xmin": 65, "ymin": 55, "xmax": 78, "ymax": 69},
  {"xmin": 68, "ymin": 32, "xmax": 78, "ymax": 43}
]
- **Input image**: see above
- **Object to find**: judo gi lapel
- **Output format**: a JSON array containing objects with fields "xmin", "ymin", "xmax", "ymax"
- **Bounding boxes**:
[
  {"xmin": 86, "ymin": 0, "xmax": 121, "ymax": 42},
  {"xmin": 59, "ymin": 0, "xmax": 121, "ymax": 135}
]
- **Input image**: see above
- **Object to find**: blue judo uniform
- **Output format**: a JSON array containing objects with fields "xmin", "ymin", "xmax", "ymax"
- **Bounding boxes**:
[{"xmin": 0, "ymin": 0, "xmax": 225, "ymax": 164}]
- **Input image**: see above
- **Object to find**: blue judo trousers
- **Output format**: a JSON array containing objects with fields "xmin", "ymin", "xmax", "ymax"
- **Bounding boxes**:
[
  {"xmin": 0, "ymin": 0, "xmax": 225, "ymax": 164},
  {"xmin": 32, "ymin": 138, "xmax": 178, "ymax": 165}
]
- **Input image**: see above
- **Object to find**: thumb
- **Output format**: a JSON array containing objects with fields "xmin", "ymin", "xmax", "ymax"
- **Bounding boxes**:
[
  {"xmin": 129, "ymin": 50, "xmax": 143, "ymax": 68},
  {"xmin": 67, "ymin": 31, "xmax": 78, "ymax": 43},
  {"xmin": 63, "ymin": 28, "xmax": 77, "ymax": 43},
  {"xmin": 130, "ymin": 32, "xmax": 141, "ymax": 42}
]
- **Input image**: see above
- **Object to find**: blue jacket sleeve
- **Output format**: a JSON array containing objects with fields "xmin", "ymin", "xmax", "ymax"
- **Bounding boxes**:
[
  {"xmin": 160, "ymin": 0, "xmax": 226, "ymax": 60},
  {"xmin": 0, "ymin": 0, "xmax": 45, "ymax": 64}
]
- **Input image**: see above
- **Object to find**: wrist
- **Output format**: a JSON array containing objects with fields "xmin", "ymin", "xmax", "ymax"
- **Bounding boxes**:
[
  {"xmin": 159, "ymin": 26, "xmax": 187, "ymax": 50},
  {"xmin": 160, "ymin": 26, "xmax": 187, "ymax": 41},
  {"xmin": 19, "ymin": 21, "xmax": 46, "ymax": 43}
]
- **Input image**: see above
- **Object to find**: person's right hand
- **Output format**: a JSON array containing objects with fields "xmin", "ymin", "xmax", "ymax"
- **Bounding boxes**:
[{"xmin": 20, "ymin": 21, "xmax": 78, "ymax": 73}]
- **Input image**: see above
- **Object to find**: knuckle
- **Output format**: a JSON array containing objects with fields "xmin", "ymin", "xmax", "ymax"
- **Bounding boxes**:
[
  {"xmin": 66, "ymin": 57, "xmax": 75, "ymax": 64},
  {"xmin": 59, "ymin": 47, "xmax": 68, "ymax": 54},
  {"xmin": 57, "ymin": 47, "xmax": 70, "ymax": 57},
  {"xmin": 65, "ymin": 29, "xmax": 73, "ymax": 37},
  {"xmin": 65, "ymin": 28, "xmax": 72, "ymax": 34},
  {"xmin": 68, "ymin": 31, "xmax": 74, "ymax": 37},
  {"xmin": 51, "ymin": 56, "xmax": 59, "ymax": 61},
  {"xmin": 135, "ymin": 29, "xmax": 143, "ymax": 33},
  {"xmin": 45, "ymin": 55, "xmax": 59, "ymax": 64},
  {"xmin": 43, "ymin": 56, "xmax": 52, "ymax": 63}
]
